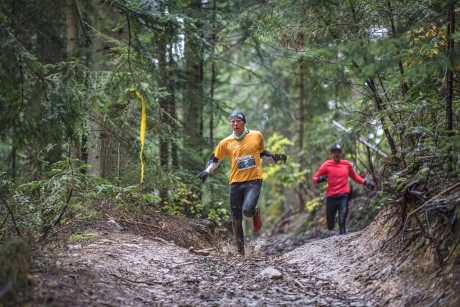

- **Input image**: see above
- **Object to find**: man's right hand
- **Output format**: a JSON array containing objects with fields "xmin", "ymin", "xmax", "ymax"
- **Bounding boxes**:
[
  {"xmin": 317, "ymin": 176, "xmax": 327, "ymax": 183},
  {"xmin": 364, "ymin": 181, "xmax": 375, "ymax": 190},
  {"xmin": 198, "ymin": 171, "xmax": 209, "ymax": 183}
]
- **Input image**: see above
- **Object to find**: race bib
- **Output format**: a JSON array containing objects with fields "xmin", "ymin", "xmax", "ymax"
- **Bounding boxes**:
[{"xmin": 236, "ymin": 155, "xmax": 256, "ymax": 171}]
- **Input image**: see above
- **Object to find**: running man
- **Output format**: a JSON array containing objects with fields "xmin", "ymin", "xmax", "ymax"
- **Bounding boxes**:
[{"xmin": 198, "ymin": 110, "xmax": 287, "ymax": 256}]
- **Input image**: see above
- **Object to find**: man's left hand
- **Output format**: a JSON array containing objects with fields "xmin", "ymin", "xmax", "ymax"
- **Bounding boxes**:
[{"xmin": 274, "ymin": 154, "xmax": 287, "ymax": 163}]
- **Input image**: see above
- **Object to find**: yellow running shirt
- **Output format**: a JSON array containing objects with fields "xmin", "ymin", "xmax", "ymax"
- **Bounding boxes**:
[{"xmin": 213, "ymin": 130, "xmax": 265, "ymax": 184}]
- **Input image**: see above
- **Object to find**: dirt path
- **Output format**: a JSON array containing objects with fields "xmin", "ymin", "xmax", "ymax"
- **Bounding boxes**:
[
  {"xmin": 26, "ymin": 229, "xmax": 375, "ymax": 306},
  {"xmin": 21, "ymin": 212, "xmax": 457, "ymax": 307}
]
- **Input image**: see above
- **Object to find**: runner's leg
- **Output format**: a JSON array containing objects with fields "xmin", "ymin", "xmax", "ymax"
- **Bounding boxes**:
[
  {"xmin": 337, "ymin": 196, "xmax": 349, "ymax": 234},
  {"xmin": 232, "ymin": 219, "xmax": 244, "ymax": 254},
  {"xmin": 242, "ymin": 179, "xmax": 262, "ymax": 218},
  {"xmin": 230, "ymin": 182, "xmax": 245, "ymax": 253},
  {"xmin": 326, "ymin": 197, "xmax": 339, "ymax": 231}
]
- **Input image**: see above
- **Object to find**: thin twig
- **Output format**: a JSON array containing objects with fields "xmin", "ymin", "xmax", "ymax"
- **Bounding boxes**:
[
  {"xmin": 0, "ymin": 215, "xmax": 8, "ymax": 233},
  {"xmin": 126, "ymin": 14, "xmax": 138, "ymax": 86},
  {"xmin": 275, "ymin": 287, "xmax": 296, "ymax": 295},
  {"xmin": 53, "ymin": 145, "xmax": 75, "ymax": 227},
  {"xmin": 19, "ymin": 0, "xmax": 58, "ymax": 24},
  {"xmin": 44, "ymin": 225, "xmax": 76, "ymax": 241},
  {"xmin": 442, "ymin": 237, "xmax": 460, "ymax": 265},
  {"xmin": 0, "ymin": 195, "xmax": 21, "ymax": 237},
  {"xmin": 293, "ymin": 278, "xmax": 306, "ymax": 290},
  {"xmin": 53, "ymin": 179, "xmax": 74, "ymax": 227},
  {"xmin": 109, "ymin": 273, "xmax": 171, "ymax": 286}
]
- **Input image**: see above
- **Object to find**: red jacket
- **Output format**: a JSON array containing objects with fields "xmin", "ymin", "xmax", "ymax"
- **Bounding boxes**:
[{"xmin": 313, "ymin": 159, "xmax": 365, "ymax": 197}]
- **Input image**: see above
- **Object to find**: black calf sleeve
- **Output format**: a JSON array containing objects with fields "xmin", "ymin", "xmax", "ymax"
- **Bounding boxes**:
[{"xmin": 232, "ymin": 219, "xmax": 245, "ymax": 252}]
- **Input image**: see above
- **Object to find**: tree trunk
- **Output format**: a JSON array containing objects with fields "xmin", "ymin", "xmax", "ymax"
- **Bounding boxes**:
[
  {"xmin": 366, "ymin": 77, "xmax": 398, "ymax": 156},
  {"xmin": 66, "ymin": 0, "xmax": 81, "ymax": 165},
  {"xmin": 209, "ymin": 0, "xmax": 217, "ymax": 144},
  {"xmin": 10, "ymin": 146, "xmax": 16, "ymax": 181},
  {"xmin": 210, "ymin": 59, "xmax": 216, "ymax": 144},
  {"xmin": 158, "ymin": 38, "xmax": 169, "ymax": 170},
  {"xmin": 87, "ymin": 0, "xmax": 130, "ymax": 178},
  {"xmin": 446, "ymin": 1, "xmax": 455, "ymax": 132},
  {"xmin": 168, "ymin": 43, "xmax": 179, "ymax": 169},
  {"xmin": 349, "ymin": 6, "xmax": 398, "ymax": 158},
  {"xmin": 387, "ymin": 0, "xmax": 408, "ymax": 95},
  {"xmin": 66, "ymin": 0, "xmax": 77, "ymax": 59},
  {"xmin": 298, "ymin": 69, "xmax": 305, "ymax": 150},
  {"xmin": 87, "ymin": 0, "xmax": 106, "ymax": 176},
  {"xmin": 87, "ymin": 119, "xmax": 104, "ymax": 175},
  {"xmin": 445, "ymin": 1, "xmax": 455, "ymax": 172},
  {"xmin": 298, "ymin": 66, "xmax": 305, "ymax": 212},
  {"xmin": 183, "ymin": 0, "xmax": 204, "ymax": 171},
  {"xmin": 158, "ymin": 32, "xmax": 169, "ymax": 202}
]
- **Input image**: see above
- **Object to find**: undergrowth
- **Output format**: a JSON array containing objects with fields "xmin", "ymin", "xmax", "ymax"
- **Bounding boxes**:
[{"xmin": 0, "ymin": 158, "xmax": 229, "ymax": 299}]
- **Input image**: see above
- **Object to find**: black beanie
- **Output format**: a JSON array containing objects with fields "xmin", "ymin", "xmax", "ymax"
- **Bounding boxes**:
[{"xmin": 229, "ymin": 110, "xmax": 246, "ymax": 123}]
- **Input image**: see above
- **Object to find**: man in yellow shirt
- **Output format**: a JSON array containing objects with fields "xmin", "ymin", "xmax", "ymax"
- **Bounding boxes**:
[{"xmin": 198, "ymin": 110, "xmax": 286, "ymax": 256}]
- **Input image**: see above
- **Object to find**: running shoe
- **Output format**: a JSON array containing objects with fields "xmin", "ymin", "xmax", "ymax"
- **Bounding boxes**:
[{"xmin": 252, "ymin": 207, "xmax": 262, "ymax": 233}]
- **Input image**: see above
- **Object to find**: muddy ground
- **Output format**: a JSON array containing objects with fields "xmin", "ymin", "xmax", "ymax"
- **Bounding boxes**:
[
  {"xmin": 23, "ymin": 232, "xmax": 371, "ymax": 306},
  {"xmin": 9, "ymin": 209, "xmax": 460, "ymax": 307}
]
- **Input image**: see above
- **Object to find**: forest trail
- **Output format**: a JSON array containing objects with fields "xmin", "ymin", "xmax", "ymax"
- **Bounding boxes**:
[
  {"xmin": 27, "ymin": 231, "xmax": 373, "ymax": 306},
  {"xmin": 23, "ymin": 210, "xmax": 456, "ymax": 306}
]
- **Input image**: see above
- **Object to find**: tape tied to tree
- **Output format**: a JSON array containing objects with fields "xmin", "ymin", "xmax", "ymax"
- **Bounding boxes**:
[{"xmin": 127, "ymin": 88, "xmax": 146, "ymax": 184}]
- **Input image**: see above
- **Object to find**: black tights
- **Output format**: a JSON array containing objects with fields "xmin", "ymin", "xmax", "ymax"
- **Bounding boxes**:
[
  {"xmin": 230, "ymin": 179, "xmax": 262, "ymax": 220},
  {"xmin": 326, "ymin": 194, "xmax": 349, "ymax": 234},
  {"xmin": 230, "ymin": 179, "xmax": 262, "ymax": 252}
]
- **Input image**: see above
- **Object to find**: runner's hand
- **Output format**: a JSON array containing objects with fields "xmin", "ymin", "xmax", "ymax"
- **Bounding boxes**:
[
  {"xmin": 198, "ymin": 171, "xmax": 209, "ymax": 183},
  {"xmin": 364, "ymin": 181, "xmax": 375, "ymax": 190},
  {"xmin": 274, "ymin": 154, "xmax": 287, "ymax": 163},
  {"xmin": 317, "ymin": 176, "xmax": 327, "ymax": 183}
]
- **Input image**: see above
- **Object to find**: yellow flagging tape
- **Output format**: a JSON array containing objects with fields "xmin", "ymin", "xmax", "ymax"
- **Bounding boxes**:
[{"xmin": 127, "ymin": 88, "xmax": 146, "ymax": 184}]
